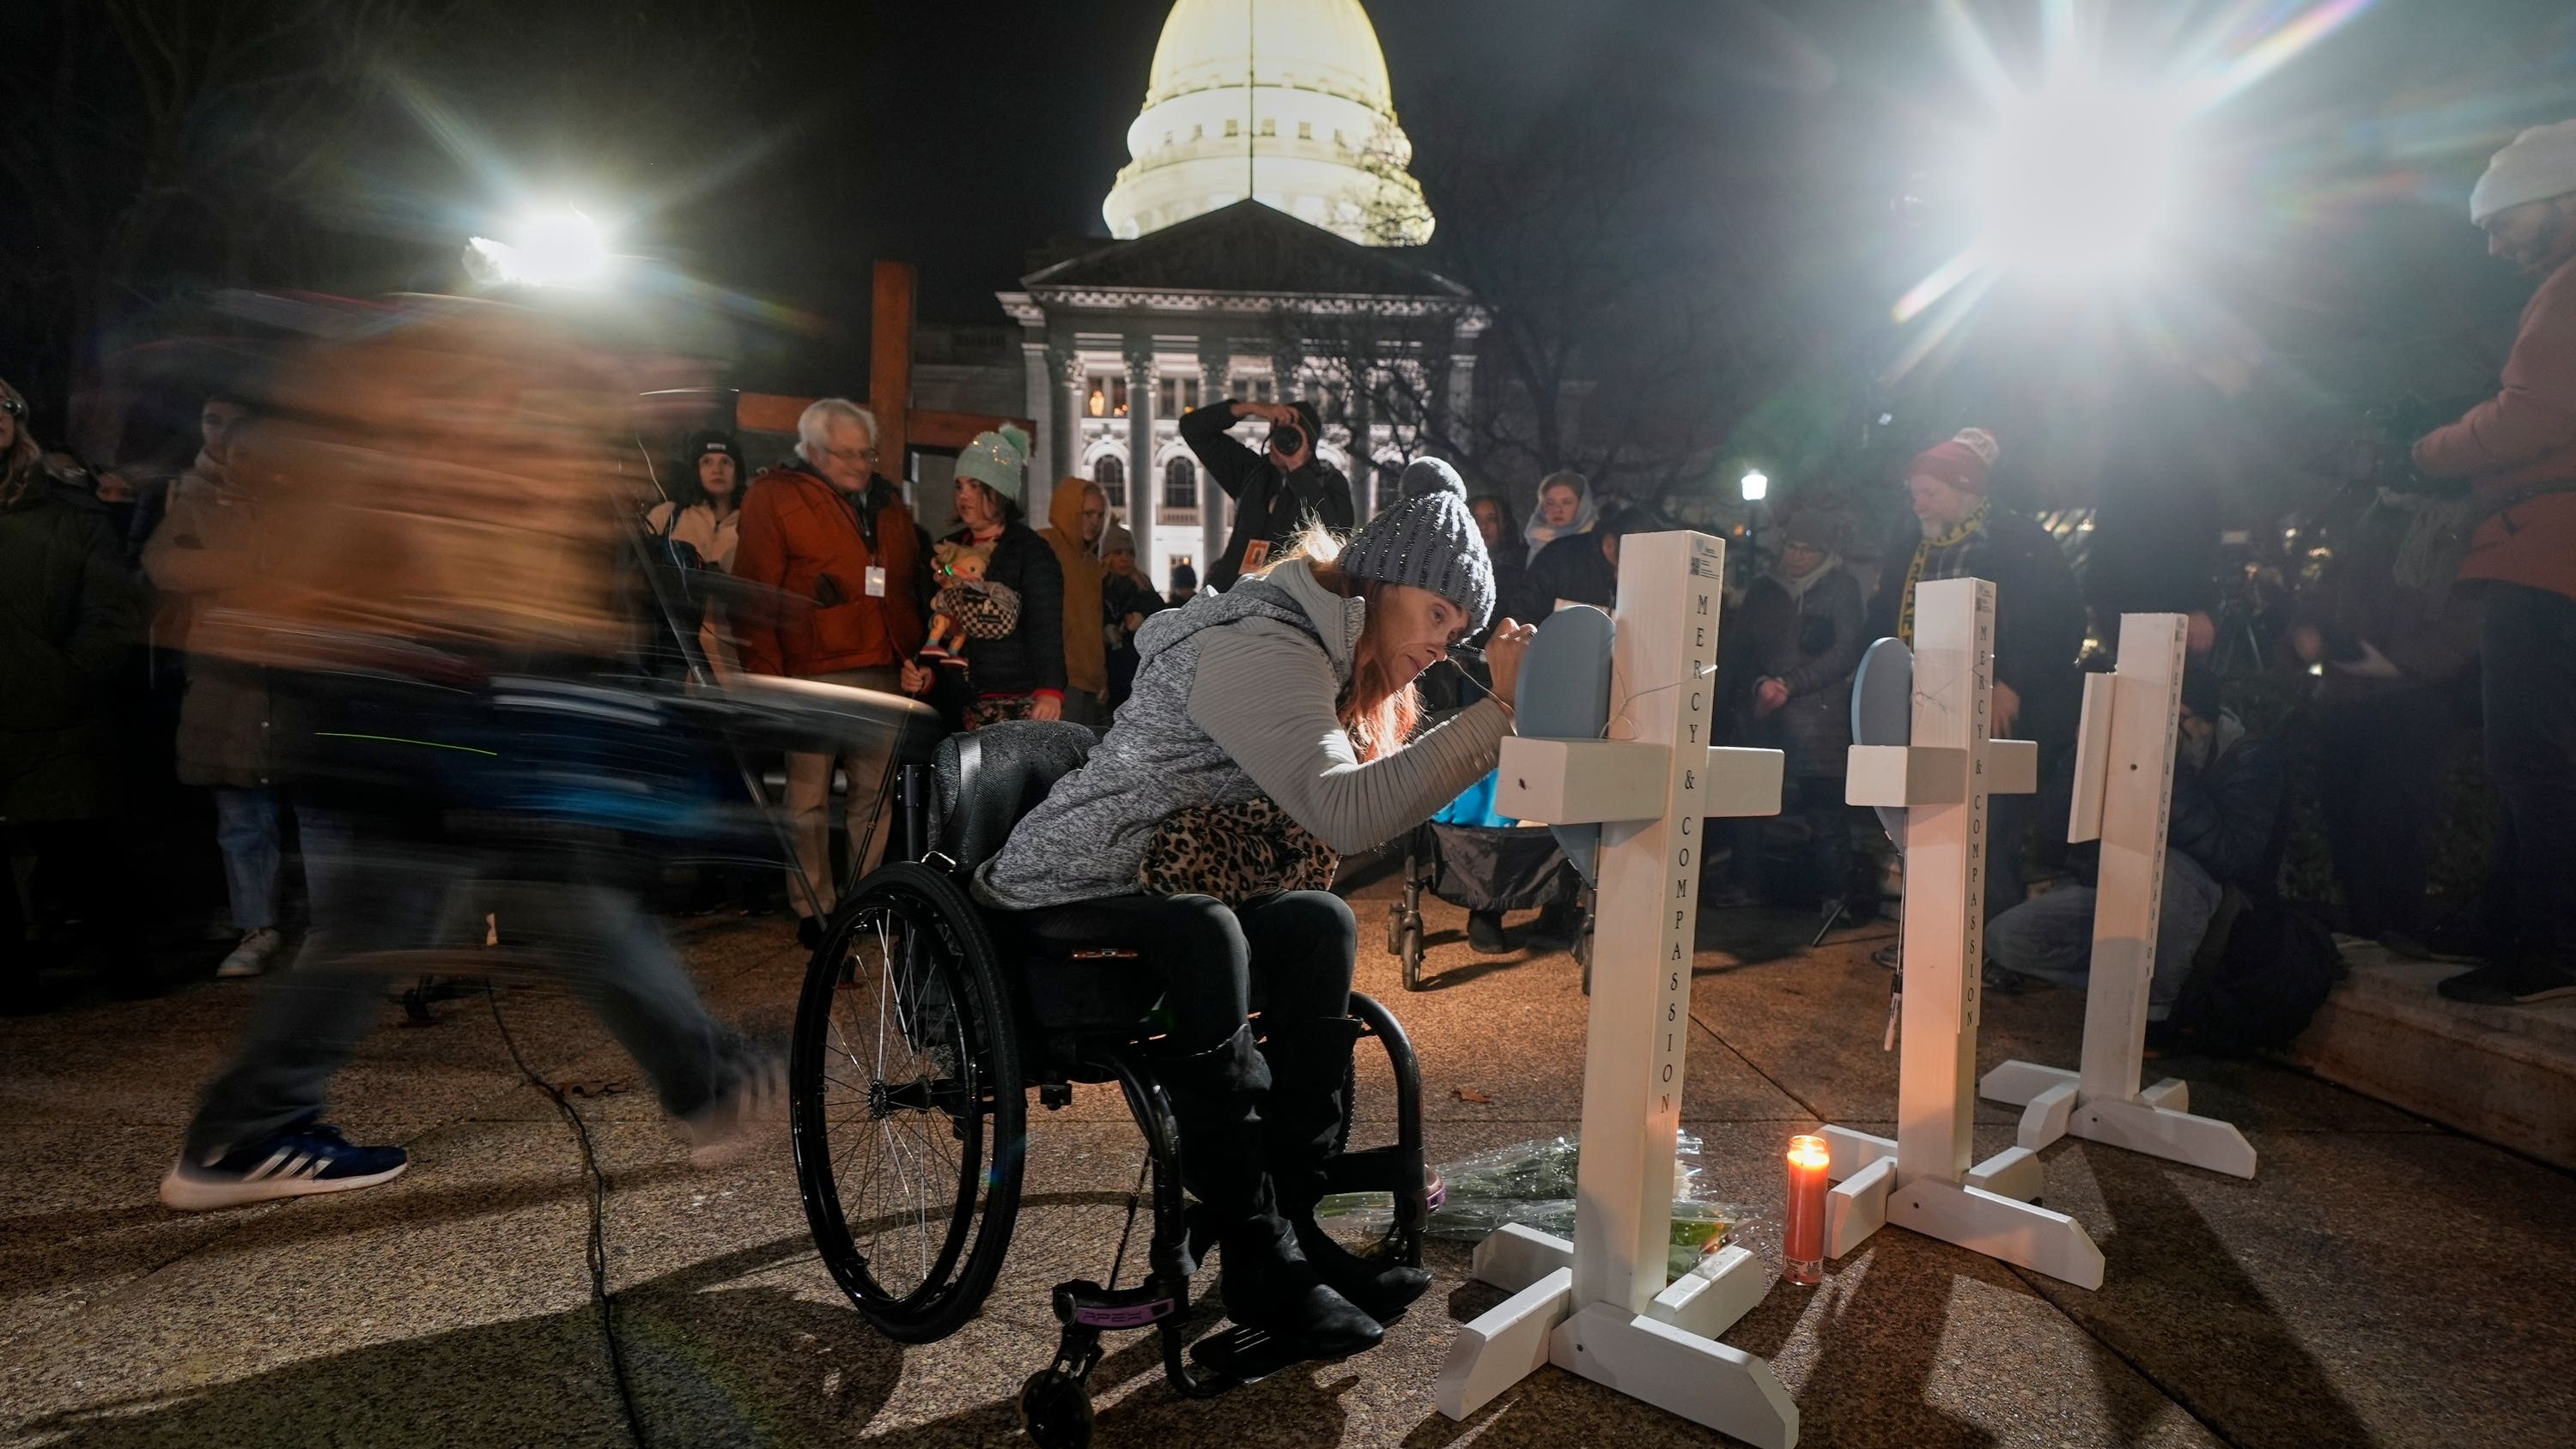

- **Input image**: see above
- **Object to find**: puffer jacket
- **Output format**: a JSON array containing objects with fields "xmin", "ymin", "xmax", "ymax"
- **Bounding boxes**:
[{"xmin": 945, "ymin": 522, "xmax": 1066, "ymax": 700}]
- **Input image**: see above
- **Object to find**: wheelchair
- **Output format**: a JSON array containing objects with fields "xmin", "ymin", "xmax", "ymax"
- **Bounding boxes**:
[{"xmin": 787, "ymin": 721, "xmax": 1439, "ymax": 1447}]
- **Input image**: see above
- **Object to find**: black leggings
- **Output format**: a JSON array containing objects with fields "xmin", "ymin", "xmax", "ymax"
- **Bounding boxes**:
[{"xmin": 1017, "ymin": 890, "xmax": 1357, "ymax": 1052}]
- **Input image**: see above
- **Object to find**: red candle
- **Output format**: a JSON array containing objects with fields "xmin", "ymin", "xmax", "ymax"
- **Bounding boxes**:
[{"xmin": 1784, "ymin": 1134, "xmax": 1830, "ymax": 1286}]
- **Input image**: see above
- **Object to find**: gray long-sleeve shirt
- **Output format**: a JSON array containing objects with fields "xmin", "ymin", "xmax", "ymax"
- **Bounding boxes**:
[{"xmin": 976, "ymin": 558, "xmax": 1510, "ymax": 910}]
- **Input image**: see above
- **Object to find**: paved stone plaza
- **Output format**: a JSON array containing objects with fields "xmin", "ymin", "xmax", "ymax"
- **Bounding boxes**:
[{"xmin": 5, "ymin": 877, "xmax": 2570, "ymax": 1448}]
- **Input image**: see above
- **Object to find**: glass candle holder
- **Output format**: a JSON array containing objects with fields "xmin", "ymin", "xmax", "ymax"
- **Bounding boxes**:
[{"xmin": 1784, "ymin": 1133, "xmax": 1830, "ymax": 1286}]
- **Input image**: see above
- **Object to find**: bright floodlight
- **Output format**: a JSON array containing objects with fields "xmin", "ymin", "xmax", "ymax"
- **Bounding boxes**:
[
  {"xmin": 1740, "ymin": 470, "xmax": 1769, "ymax": 503},
  {"xmin": 1974, "ymin": 85, "xmax": 2186, "ymax": 277},
  {"xmin": 464, "ymin": 206, "xmax": 612, "ymax": 289}
]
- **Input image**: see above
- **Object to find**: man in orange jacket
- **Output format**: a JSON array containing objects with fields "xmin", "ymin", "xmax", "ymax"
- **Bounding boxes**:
[
  {"xmin": 2413, "ymin": 119, "xmax": 2576, "ymax": 1005},
  {"xmin": 733, "ymin": 398, "xmax": 927, "ymax": 947}
]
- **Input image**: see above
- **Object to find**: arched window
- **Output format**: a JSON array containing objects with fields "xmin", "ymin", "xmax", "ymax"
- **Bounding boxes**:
[
  {"xmin": 1093, "ymin": 455, "xmax": 1125, "ymax": 508},
  {"xmin": 1163, "ymin": 457, "xmax": 1200, "ymax": 512}
]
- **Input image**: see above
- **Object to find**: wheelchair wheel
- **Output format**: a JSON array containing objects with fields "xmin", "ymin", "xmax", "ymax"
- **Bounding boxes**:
[{"xmin": 791, "ymin": 861, "xmax": 1026, "ymax": 1344}]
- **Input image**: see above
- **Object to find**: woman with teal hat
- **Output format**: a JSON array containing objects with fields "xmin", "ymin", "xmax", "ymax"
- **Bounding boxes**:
[{"xmin": 902, "ymin": 424, "xmax": 1066, "ymax": 725}]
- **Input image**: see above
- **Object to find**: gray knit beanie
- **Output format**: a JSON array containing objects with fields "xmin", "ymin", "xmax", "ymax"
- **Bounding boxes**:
[{"xmin": 1340, "ymin": 457, "xmax": 1495, "ymax": 630}]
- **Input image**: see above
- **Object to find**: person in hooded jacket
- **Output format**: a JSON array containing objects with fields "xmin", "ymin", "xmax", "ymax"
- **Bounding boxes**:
[
  {"xmin": 1528, "ymin": 503, "xmax": 1650, "ymax": 612},
  {"xmin": 1710, "ymin": 508, "xmax": 1867, "ymax": 909},
  {"xmin": 1518, "ymin": 470, "xmax": 1597, "ymax": 568},
  {"xmin": 1182, "ymin": 397, "xmax": 1353, "ymax": 592},
  {"xmin": 1037, "ymin": 477, "xmax": 1109, "ymax": 723},
  {"xmin": 899, "ymin": 425, "xmax": 1065, "ymax": 728},
  {"xmin": 976, "ymin": 459, "xmax": 1536, "ymax": 1363}
]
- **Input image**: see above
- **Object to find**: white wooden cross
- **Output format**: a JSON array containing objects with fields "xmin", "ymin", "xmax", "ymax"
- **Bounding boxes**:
[
  {"xmin": 1977, "ymin": 613, "xmax": 2258, "ymax": 1178},
  {"xmin": 1820, "ymin": 577, "xmax": 2107, "ymax": 1289},
  {"xmin": 1433, "ymin": 531, "xmax": 1801, "ymax": 1449}
]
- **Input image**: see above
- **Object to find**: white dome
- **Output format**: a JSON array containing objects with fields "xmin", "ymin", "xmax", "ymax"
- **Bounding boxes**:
[{"xmin": 1103, "ymin": 0, "xmax": 1434, "ymax": 247}]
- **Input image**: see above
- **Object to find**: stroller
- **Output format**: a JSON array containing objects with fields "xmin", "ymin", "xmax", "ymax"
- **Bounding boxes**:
[{"xmin": 1385, "ymin": 769, "xmax": 1594, "ymax": 991}]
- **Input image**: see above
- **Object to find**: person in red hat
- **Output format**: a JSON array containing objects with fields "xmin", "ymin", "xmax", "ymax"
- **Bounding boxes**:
[{"xmin": 1866, "ymin": 427, "xmax": 2086, "ymax": 921}]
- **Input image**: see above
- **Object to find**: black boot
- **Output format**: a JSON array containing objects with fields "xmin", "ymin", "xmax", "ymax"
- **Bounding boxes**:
[
  {"xmin": 1259, "ymin": 1016, "xmax": 1433, "ymax": 1322},
  {"xmin": 1159, "ymin": 1026, "xmax": 1382, "ymax": 1359},
  {"xmin": 1467, "ymin": 909, "xmax": 1510, "ymax": 955}
]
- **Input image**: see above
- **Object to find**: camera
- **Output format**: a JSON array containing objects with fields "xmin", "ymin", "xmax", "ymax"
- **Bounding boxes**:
[{"xmin": 1267, "ymin": 421, "xmax": 1305, "ymax": 459}]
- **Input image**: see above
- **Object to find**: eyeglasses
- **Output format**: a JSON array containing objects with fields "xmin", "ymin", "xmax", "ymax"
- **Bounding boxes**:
[
  {"xmin": 0, "ymin": 396, "xmax": 23, "ymax": 420},
  {"xmin": 825, "ymin": 445, "xmax": 881, "ymax": 465}
]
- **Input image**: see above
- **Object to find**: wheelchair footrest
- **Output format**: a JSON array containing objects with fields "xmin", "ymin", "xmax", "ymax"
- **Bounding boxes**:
[
  {"xmin": 1188, "ymin": 1324, "xmax": 1315, "ymax": 1385},
  {"xmin": 1317, "ymin": 1144, "xmax": 1439, "ymax": 1209},
  {"xmin": 1052, "ymin": 1278, "xmax": 1182, "ymax": 1333}
]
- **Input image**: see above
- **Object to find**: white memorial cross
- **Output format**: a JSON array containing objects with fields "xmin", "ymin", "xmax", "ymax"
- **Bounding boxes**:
[
  {"xmin": 1433, "ymin": 531, "xmax": 1800, "ymax": 1449},
  {"xmin": 1820, "ymin": 577, "xmax": 2107, "ymax": 1289},
  {"xmin": 1977, "ymin": 613, "xmax": 2258, "ymax": 1178}
]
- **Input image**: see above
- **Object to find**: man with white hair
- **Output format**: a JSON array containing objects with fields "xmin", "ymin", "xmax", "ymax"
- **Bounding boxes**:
[
  {"xmin": 2411, "ymin": 120, "xmax": 2576, "ymax": 1006},
  {"xmin": 734, "ymin": 399, "xmax": 928, "ymax": 949}
]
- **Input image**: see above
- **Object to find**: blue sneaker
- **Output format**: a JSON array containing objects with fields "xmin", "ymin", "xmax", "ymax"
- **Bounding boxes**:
[{"xmin": 159, "ymin": 1123, "xmax": 408, "ymax": 1211}]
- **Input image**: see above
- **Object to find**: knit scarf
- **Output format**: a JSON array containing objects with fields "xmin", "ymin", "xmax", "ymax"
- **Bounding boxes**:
[{"xmin": 1897, "ymin": 500, "xmax": 1990, "ymax": 646}]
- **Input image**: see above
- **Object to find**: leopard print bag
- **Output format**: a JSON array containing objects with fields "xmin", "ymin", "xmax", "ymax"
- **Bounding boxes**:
[{"xmin": 1138, "ymin": 795, "xmax": 1339, "ymax": 906}]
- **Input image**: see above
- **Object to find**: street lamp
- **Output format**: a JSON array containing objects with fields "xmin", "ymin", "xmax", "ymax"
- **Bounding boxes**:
[{"xmin": 1740, "ymin": 469, "xmax": 1769, "ymax": 502}]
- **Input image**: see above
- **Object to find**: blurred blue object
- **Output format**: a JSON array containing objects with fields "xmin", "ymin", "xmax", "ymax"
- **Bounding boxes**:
[{"xmin": 1434, "ymin": 769, "xmax": 1517, "ymax": 829}]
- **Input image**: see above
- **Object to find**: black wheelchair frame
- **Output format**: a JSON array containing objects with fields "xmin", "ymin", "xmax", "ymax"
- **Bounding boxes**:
[{"xmin": 787, "ymin": 745, "xmax": 1441, "ymax": 1446}]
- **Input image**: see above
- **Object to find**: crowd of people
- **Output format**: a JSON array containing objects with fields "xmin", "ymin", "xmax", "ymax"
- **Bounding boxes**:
[{"xmin": 0, "ymin": 120, "xmax": 2567, "ymax": 1306}]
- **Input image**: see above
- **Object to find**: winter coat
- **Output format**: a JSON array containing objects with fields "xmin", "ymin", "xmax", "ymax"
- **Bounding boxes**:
[
  {"xmin": 143, "ymin": 470, "xmax": 278, "ymax": 788},
  {"xmin": 1868, "ymin": 507, "xmax": 2086, "ymax": 749},
  {"xmin": 975, "ymin": 558, "xmax": 1510, "ymax": 911},
  {"xmin": 2043, "ymin": 713, "xmax": 2287, "ymax": 894},
  {"xmin": 646, "ymin": 500, "xmax": 740, "ymax": 573},
  {"xmin": 2414, "ymin": 250, "xmax": 2576, "ymax": 603},
  {"xmin": 1528, "ymin": 529, "xmax": 1619, "ymax": 611},
  {"xmin": 732, "ymin": 464, "xmax": 927, "ymax": 676},
  {"xmin": 1729, "ymin": 563, "xmax": 1867, "ymax": 777},
  {"xmin": 1180, "ymin": 403, "xmax": 1355, "ymax": 592},
  {"xmin": 1037, "ymin": 484, "xmax": 1108, "ymax": 695},
  {"xmin": 945, "ymin": 522, "xmax": 1066, "ymax": 700},
  {"xmin": 0, "ymin": 481, "xmax": 145, "ymax": 820}
]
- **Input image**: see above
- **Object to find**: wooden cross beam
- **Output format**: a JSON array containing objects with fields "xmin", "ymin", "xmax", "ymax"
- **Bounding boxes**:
[
  {"xmin": 1819, "ymin": 577, "xmax": 2107, "ymax": 1290},
  {"xmin": 1436, "ymin": 531, "xmax": 1800, "ymax": 1449},
  {"xmin": 1978, "ymin": 613, "xmax": 2258, "ymax": 1179}
]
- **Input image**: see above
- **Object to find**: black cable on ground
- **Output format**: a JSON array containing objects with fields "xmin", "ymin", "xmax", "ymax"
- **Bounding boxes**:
[{"xmin": 487, "ymin": 981, "xmax": 648, "ymax": 1449}]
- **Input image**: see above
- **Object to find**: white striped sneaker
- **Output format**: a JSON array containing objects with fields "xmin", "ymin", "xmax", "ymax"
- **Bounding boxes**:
[{"xmin": 159, "ymin": 1123, "xmax": 408, "ymax": 1211}]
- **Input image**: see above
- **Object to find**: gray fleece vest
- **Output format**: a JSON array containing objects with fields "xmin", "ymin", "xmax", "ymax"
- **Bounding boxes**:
[{"xmin": 974, "ymin": 575, "xmax": 1345, "ymax": 911}]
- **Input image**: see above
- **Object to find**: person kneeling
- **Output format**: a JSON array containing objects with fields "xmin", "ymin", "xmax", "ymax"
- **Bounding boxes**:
[
  {"xmin": 1987, "ymin": 668, "xmax": 2285, "ymax": 1026},
  {"xmin": 973, "ymin": 460, "xmax": 1534, "ymax": 1360}
]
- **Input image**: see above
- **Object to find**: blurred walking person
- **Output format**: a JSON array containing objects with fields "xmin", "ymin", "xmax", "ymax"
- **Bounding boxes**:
[{"xmin": 159, "ymin": 304, "xmax": 781, "ymax": 1210}]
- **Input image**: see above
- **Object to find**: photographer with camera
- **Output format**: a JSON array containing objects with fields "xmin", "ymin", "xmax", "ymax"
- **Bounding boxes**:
[
  {"xmin": 1182, "ymin": 397, "xmax": 1354, "ymax": 593},
  {"xmin": 2408, "ymin": 119, "xmax": 2576, "ymax": 1006}
]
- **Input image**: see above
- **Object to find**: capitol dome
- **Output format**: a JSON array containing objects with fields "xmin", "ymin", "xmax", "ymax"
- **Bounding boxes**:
[{"xmin": 1101, "ymin": 0, "xmax": 1434, "ymax": 246}]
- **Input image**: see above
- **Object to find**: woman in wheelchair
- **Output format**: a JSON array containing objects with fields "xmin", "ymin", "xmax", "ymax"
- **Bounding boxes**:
[{"xmin": 973, "ymin": 459, "xmax": 1535, "ymax": 1361}]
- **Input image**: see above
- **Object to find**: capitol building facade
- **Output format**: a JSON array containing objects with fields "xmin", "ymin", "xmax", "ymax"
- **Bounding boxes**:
[{"xmin": 993, "ymin": 0, "xmax": 1484, "ymax": 590}]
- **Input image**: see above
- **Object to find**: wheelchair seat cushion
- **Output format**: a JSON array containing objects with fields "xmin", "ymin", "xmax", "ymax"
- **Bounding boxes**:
[
  {"xmin": 1004, "ymin": 900, "xmax": 1166, "ymax": 1032},
  {"xmin": 933, "ymin": 721, "xmax": 1099, "ymax": 869}
]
